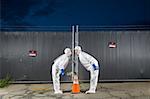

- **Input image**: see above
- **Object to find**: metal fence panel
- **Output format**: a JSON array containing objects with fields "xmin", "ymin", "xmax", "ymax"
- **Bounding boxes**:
[
  {"xmin": 0, "ymin": 33, "xmax": 2, "ymax": 78},
  {"xmin": 0, "ymin": 31, "xmax": 150, "ymax": 82},
  {"xmin": 79, "ymin": 31, "xmax": 150, "ymax": 80},
  {"xmin": 0, "ymin": 32, "xmax": 72, "ymax": 81}
]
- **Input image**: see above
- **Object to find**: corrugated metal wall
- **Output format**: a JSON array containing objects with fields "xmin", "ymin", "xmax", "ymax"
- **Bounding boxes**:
[
  {"xmin": 0, "ymin": 33, "xmax": 2, "ymax": 78},
  {"xmin": 0, "ymin": 31, "xmax": 150, "ymax": 82},
  {"xmin": 79, "ymin": 31, "xmax": 150, "ymax": 80},
  {"xmin": 0, "ymin": 32, "xmax": 72, "ymax": 81}
]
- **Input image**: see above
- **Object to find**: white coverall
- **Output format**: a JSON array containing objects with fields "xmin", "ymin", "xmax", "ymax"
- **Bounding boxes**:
[
  {"xmin": 75, "ymin": 46, "xmax": 99, "ymax": 94},
  {"xmin": 52, "ymin": 48, "xmax": 71, "ymax": 94}
]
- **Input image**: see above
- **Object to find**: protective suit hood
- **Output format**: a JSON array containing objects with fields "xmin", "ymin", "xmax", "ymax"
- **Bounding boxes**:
[
  {"xmin": 75, "ymin": 46, "xmax": 82, "ymax": 55},
  {"xmin": 64, "ymin": 48, "xmax": 71, "ymax": 56}
]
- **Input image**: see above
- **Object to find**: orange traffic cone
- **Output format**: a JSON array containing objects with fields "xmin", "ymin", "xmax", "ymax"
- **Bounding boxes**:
[{"xmin": 72, "ymin": 74, "xmax": 80, "ymax": 93}]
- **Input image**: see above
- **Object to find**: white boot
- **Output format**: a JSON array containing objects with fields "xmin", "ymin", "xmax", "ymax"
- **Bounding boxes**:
[
  {"xmin": 85, "ymin": 90, "xmax": 95, "ymax": 94},
  {"xmin": 54, "ymin": 90, "xmax": 63, "ymax": 94}
]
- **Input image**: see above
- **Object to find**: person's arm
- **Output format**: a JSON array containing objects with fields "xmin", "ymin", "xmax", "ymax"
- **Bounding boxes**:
[
  {"xmin": 59, "ymin": 56, "xmax": 69, "ymax": 76},
  {"xmin": 84, "ymin": 52, "xmax": 99, "ymax": 70}
]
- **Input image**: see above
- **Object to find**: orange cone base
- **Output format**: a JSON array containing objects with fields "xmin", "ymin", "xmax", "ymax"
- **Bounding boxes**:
[{"xmin": 72, "ymin": 84, "xmax": 80, "ymax": 93}]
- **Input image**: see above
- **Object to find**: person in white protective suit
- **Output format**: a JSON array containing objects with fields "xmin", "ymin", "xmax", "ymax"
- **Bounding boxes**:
[
  {"xmin": 52, "ymin": 48, "xmax": 72, "ymax": 94},
  {"xmin": 75, "ymin": 46, "xmax": 99, "ymax": 94}
]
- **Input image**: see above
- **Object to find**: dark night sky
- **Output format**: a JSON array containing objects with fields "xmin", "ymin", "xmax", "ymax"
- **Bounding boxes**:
[{"xmin": 0, "ymin": 0, "xmax": 150, "ymax": 31}]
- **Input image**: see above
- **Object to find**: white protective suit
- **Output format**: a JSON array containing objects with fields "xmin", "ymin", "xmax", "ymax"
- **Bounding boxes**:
[
  {"xmin": 75, "ymin": 46, "xmax": 99, "ymax": 94},
  {"xmin": 52, "ymin": 48, "xmax": 71, "ymax": 94}
]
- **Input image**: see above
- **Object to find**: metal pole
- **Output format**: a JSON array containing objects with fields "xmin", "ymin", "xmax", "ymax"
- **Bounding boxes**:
[
  {"xmin": 72, "ymin": 26, "xmax": 75, "ymax": 78},
  {"xmin": 75, "ymin": 25, "xmax": 79, "ymax": 75}
]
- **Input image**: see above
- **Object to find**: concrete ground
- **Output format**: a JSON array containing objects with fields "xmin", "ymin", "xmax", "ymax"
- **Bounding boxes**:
[{"xmin": 0, "ymin": 82, "xmax": 150, "ymax": 99}]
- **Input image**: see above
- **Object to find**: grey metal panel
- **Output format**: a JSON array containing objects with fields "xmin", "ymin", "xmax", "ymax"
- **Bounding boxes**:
[
  {"xmin": 0, "ymin": 32, "xmax": 2, "ymax": 79},
  {"xmin": 79, "ymin": 31, "xmax": 150, "ymax": 80},
  {"xmin": 1, "ymin": 32, "xmax": 33, "ymax": 80},
  {"xmin": 1, "ymin": 31, "xmax": 150, "ymax": 81},
  {"xmin": 30, "ymin": 32, "xmax": 72, "ymax": 81},
  {"xmin": 130, "ymin": 31, "xmax": 150, "ymax": 79},
  {"xmin": 116, "ymin": 31, "xmax": 132, "ymax": 79},
  {"xmin": 1, "ymin": 32, "xmax": 72, "ymax": 81}
]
